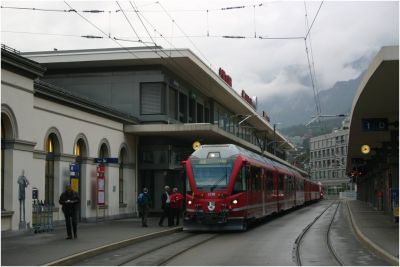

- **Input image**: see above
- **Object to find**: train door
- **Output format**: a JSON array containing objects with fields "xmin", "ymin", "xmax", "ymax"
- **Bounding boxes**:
[
  {"xmin": 265, "ymin": 169, "xmax": 275, "ymax": 214},
  {"xmin": 262, "ymin": 168, "xmax": 266, "ymax": 216},
  {"xmin": 248, "ymin": 166, "xmax": 262, "ymax": 218},
  {"xmin": 277, "ymin": 173, "xmax": 284, "ymax": 212}
]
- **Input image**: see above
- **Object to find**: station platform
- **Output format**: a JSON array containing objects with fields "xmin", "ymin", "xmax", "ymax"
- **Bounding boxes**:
[
  {"xmin": 1, "ymin": 200, "xmax": 399, "ymax": 266},
  {"xmin": 346, "ymin": 200, "xmax": 399, "ymax": 266}
]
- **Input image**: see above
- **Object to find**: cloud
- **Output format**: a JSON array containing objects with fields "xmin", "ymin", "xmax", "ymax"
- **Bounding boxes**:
[{"xmin": 1, "ymin": 0, "xmax": 398, "ymax": 101}]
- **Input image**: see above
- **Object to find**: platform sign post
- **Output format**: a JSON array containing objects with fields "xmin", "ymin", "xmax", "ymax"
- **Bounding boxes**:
[
  {"xmin": 70, "ymin": 163, "xmax": 80, "ymax": 193},
  {"xmin": 97, "ymin": 164, "xmax": 105, "ymax": 206}
]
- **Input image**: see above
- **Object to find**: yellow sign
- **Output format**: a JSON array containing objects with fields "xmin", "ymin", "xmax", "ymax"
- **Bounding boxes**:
[
  {"xmin": 192, "ymin": 141, "xmax": 201, "ymax": 151},
  {"xmin": 394, "ymin": 207, "xmax": 399, "ymax": 217},
  {"xmin": 361, "ymin": 144, "xmax": 371, "ymax": 154},
  {"xmin": 71, "ymin": 178, "xmax": 79, "ymax": 192}
]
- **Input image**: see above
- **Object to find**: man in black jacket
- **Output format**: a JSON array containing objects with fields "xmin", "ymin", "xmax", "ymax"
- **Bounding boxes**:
[
  {"xmin": 158, "ymin": 185, "xmax": 173, "ymax": 226},
  {"xmin": 59, "ymin": 184, "xmax": 80, "ymax": 239}
]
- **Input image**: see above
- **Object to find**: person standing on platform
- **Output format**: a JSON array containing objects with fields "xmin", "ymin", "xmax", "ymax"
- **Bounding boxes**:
[
  {"xmin": 159, "ymin": 185, "xmax": 173, "ymax": 226},
  {"xmin": 59, "ymin": 184, "xmax": 80, "ymax": 239},
  {"xmin": 137, "ymin": 187, "xmax": 152, "ymax": 227},
  {"xmin": 170, "ymin": 187, "xmax": 184, "ymax": 226}
]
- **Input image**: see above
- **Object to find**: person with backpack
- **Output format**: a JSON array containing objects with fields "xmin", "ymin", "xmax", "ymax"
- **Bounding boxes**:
[
  {"xmin": 170, "ymin": 187, "xmax": 184, "ymax": 226},
  {"xmin": 137, "ymin": 187, "xmax": 151, "ymax": 227}
]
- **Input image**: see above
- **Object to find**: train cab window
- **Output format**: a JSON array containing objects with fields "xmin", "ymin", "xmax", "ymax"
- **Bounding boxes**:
[
  {"xmin": 191, "ymin": 158, "xmax": 234, "ymax": 191},
  {"xmin": 233, "ymin": 166, "xmax": 247, "ymax": 193}
]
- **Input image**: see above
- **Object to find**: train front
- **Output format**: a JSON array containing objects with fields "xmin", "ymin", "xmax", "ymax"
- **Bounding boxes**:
[{"xmin": 183, "ymin": 145, "xmax": 247, "ymax": 231}]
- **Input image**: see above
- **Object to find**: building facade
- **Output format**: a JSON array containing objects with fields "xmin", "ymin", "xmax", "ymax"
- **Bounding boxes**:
[
  {"xmin": 2, "ymin": 45, "xmax": 301, "ymax": 232},
  {"xmin": 309, "ymin": 119, "xmax": 350, "ymax": 194}
]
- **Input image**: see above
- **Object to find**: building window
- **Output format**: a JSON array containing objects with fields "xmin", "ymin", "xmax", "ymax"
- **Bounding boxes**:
[
  {"xmin": 140, "ymin": 82, "xmax": 166, "ymax": 115},
  {"xmin": 179, "ymin": 92, "xmax": 187, "ymax": 122},
  {"xmin": 45, "ymin": 134, "xmax": 56, "ymax": 205},
  {"xmin": 73, "ymin": 139, "xmax": 84, "ymax": 193},
  {"xmin": 169, "ymin": 88, "xmax": 178, "ymax": 120},
  {"xmin": 197, "ymin": 103, "xmax": 204, "ymax": 123},
  {"xmin": 204, "ymin": 106, "xmax": 210, "ymax": 123},
  {"xmin": 189, "ymin": 98, "xmax": 196, "ymax": 123}
]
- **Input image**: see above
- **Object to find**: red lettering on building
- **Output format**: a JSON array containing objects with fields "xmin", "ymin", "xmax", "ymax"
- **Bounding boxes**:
[
  {"xmin": 241, "ymin": 90, "xmax": 253, "ymax": 106},
  {"xmin": 219, "ymin": 67, "xmax": 232, "ymax": 87}
]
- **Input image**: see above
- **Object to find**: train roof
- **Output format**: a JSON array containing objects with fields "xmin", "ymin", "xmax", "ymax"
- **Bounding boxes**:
[{"xmin": 190, "ymin": 144, "xmax": 303, "ymax": 177}]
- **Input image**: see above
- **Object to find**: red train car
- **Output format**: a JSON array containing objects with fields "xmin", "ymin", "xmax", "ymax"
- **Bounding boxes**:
[{"xmin": 183, "ymin": 144, "xmax": 321, "ymax": 231}]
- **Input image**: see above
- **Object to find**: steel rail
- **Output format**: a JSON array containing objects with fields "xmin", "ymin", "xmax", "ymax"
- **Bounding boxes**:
[
  {"xmin": 294, "ymin": 200, "xmax": 344, "ymax": 266},
  {"xmin": 117, "ymin": 233, "xmax": 218, "ymax": 266},
  {"xmin": 326, "ymin": 202, "xmax": 345, "ymax": 265}
]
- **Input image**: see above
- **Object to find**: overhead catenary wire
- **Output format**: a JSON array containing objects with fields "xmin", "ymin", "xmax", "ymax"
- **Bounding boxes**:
[
  {"xmin": 303, "ymin": 1, "xmax": 324, "ymax": 128},
  {"xmin": 63, "ymin": 1, "xmax": 147, "ymax": 64},
  {"xmin": 305, "ymin": 0, "xmax": 324, "ymax": 40},
  {"xmin": 157, "ymin": 1, "xmax": 215, "ymax": 70},
  {"xmin": 1, "ymin": 2, "xmax": 274, "ymax": 14},
  {"xmin": 115, "ymin": 1, "xmax": 147, "ymax": 45},
  {"xmin": 305, "ymin": 1, "xmax": 322, "ymax": 116}
]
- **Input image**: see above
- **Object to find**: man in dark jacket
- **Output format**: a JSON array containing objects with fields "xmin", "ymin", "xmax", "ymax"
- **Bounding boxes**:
[
  {"xmin": 59, "ymin": 184, "xmax": 80, "ymax": 239},
  {"xmin": 158, "ymin": 185, "xmax": 173, "ymax": 226},
  {"xmin": 138, "ymin": 187, "xmax": 152, "ymax": 227}
]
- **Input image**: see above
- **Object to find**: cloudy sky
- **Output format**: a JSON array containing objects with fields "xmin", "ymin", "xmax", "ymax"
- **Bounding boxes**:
[{"xmin": 1, "ymin": 1, "xmax": 398, "ymax": 100}]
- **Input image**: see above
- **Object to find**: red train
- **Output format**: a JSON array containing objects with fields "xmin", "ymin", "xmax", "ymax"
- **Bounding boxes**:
[{"xmin": 182, "ymin": 144, "xmax": 322, "ymax": 231}]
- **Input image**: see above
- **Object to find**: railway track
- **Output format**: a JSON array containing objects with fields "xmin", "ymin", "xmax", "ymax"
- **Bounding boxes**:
[
  {"xmin": 294, "ymin": 200, "xmax": 344, "ymax": 266},
  {"xmin": 74, "ymin": 231, "xmax": 218, "ymax": 266}
]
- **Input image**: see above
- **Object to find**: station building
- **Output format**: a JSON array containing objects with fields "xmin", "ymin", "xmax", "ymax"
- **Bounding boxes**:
[
  {"xmin": 346, "ymin": 46, "xmax": 398, "ymax": 216},
  {"xmin": 2, "ymin": 44, "xmax": 302, "ymax": 232},
  {"xmin": 309, "ymin": 118, "xmax": 350, "ymax": 195}
]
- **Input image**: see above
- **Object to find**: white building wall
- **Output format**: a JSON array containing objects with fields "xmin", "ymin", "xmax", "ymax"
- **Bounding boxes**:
[{"xmin": 2, "ymin": 67, "xmax": 138, "ymax": 232}]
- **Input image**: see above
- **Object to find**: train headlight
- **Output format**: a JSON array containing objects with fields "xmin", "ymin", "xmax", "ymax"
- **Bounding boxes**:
[
  {"xmin": 232, "ymin": 199, "xmax": 238, "ymax": 205},
  {"xmin": 188, "ymin": 200, "xmax": 192, "ymax": 205}
]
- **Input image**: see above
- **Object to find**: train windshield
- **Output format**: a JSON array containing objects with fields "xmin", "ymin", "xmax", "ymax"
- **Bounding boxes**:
[{"xmin": 191, "ymin": 158, "xmax": 234, "ymax": 191}]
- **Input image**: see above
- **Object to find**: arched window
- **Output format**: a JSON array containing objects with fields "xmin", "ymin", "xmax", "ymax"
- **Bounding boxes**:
[
  {"xmin": 99, "ymin": 143, "xmax": 109, "ymax": 158},
  {"xmin": 2, "ymin": 107, "xmax": 18, "ymax": 211},
  {"xmin": 45, "ymin": 134, "xmax": 58, "ymax": 205}
]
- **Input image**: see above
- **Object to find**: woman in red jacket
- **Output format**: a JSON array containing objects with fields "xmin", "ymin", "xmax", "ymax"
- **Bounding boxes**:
[{"xmin": 170, "ymin": 187, "xmax": 184, "ymax": 226}]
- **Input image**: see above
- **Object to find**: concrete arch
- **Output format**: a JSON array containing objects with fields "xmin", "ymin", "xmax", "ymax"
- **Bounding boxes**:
[
  {"xmin": 98, "ymin": 138, "xmax": 111, "ymax": 157},
  {"xmin": 44, "ymin": 127, "xmax": 63, "ymax": 154},
  {"xmin": 73, "ymin": 133, "xmax": 89, "ymax": 157},
  {"xmin": 118, "ymin": 143, "xmax": 130, "ymax": 163},
  {"xmin": 1, "ymin": 104, "xmax": 19, "ymax": 139}
]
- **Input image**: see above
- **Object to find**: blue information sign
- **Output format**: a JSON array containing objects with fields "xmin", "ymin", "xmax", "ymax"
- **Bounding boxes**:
[
  {"xmin": 94, "ymin": 158, "xmax": 119, "ymax": 164},
  {"xmin": 70, "ymin": 163, "xmax": 80, "ymax": 177},
  {"xmin": 362, "ymin": 118, "xmax": 388, "ymax": 132}
]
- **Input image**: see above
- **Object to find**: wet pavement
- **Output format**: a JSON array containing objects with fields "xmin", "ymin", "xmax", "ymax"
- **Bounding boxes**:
[{"xmin": 1, "ymin": 199, "xmax": 398, "ymax": 266}]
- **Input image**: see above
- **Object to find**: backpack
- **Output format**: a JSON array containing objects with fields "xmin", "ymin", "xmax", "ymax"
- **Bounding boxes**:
[{"xmin": 137, "ymin": 193, "xmax": 145, "ymax": 205}]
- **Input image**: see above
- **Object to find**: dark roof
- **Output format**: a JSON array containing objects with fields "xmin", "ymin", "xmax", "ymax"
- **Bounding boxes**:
[
  {"xmin": 34, "ymin": 79, "xmax": 140, "ymax": 125},
  {"xmin": 1, "ymin": 44, "xmax": 46, "ymax": 78}
]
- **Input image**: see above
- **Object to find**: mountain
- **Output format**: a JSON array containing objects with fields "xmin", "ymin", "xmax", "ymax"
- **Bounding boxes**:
[{"xmin": 257, "ymin": 73, "xmax": 364, "ymax": 127}]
